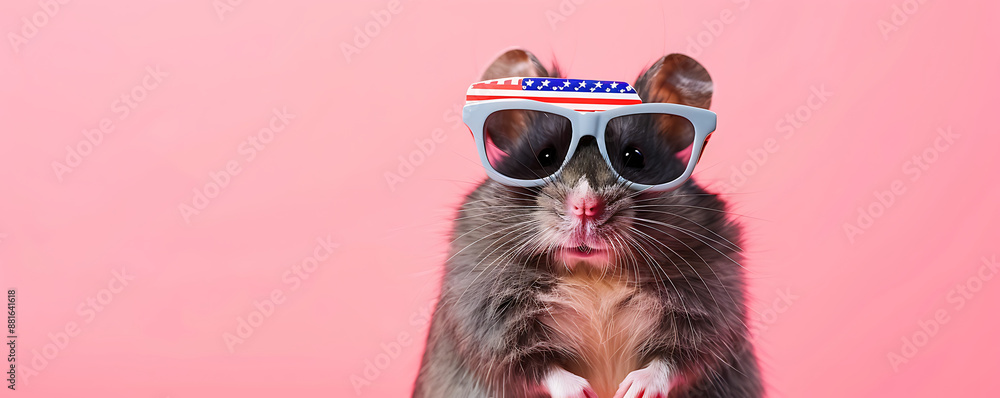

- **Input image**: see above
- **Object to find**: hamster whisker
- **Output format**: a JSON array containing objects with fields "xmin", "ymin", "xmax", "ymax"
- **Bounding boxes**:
[
  {"xmin": 630, "ymin": 209, "xmax": 744, "ymax": 252},
  {"xmin": 628, "ymin": 203, "xmax": 765, "ymax": 221},
  {"xmin": 627, "ymin": 217, "xmax": 748, "ymax": 272},
  {"xmin": 629, "ymin": 217, "xmax": 744, "ymax": 270},
  {"xmin": 490, "ymin": 184, "xmax": 543, "ymax": 199},
  {"xmin": 616, "ymin": 231, "xmax": 692, "ymax": 347},
  {"xmin": 446, "ymin": 219, "xmax": 539, "ymax": 263},
  {"xmin": 628, "ymin": 193, "xmax": 728, "ymax": 203},
  {"xmin": 445, "ymin": 217, "xmax": 527, "ymax": 249},
  {"xmin": 605, "ymin": 231, "xmax": 670, "ymax": 359},
  {"xmin": 624, "ymin": 225, "xmax": 752, "ymax": 341},
  {"xmin": 609, "ymin": 231, "xmax": 641, "ymax": 286},
  {"xmin": 451, "ymin": 231, "xmax": 537, "ymax": 306},
  {"xmin": 450, "ymin": 208, "xmax": 542, "ymax": 223},
  {"xmin": 625, "ymin": 225, "xmax": 704, "ymax": 303},
  {"xmin": 455, "ymin": 228, "xmax": 544, "ymax": 306},
  {"xmin": 387, "ymin": 207, "xmax": 538, "ymax": 233},
  {"xmin": 461, "ymin": 196, "xmax": 538, "ymax": 206},
  {"xmin": 627, "ymin": 215, "xmax": 742, "ymax": 253}
]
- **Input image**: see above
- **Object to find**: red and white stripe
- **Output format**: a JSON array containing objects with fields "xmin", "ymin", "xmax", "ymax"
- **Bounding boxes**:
[{"xmin": 465, "ymin": 77, "xmax": 642, "ymax": 112}]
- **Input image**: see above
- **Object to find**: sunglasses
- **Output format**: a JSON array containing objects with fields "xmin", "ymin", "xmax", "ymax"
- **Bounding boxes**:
[{"xmin": 463, "ymin": 77, "xmax": 717, "ymax": 191}]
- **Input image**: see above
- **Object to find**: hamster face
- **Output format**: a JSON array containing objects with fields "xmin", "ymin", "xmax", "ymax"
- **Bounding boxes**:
[
  {"xmin": 533, "ymin": 136, "xmax": 640, "ymax": 270},
  {"xmin": 472, "ymin": 134, "xmax": 717, "ymax": 274}
]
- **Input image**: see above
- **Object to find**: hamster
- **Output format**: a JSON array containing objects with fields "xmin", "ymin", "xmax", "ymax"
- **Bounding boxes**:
[{"xmin": 414, "ymin": 49, "xmax": 762, "ymax": 398}]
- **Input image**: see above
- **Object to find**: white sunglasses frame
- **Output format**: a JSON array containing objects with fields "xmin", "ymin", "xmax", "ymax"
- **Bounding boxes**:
[{"xmin": 463, "ymin": 99, "xmax": 717, "ymax": 191}]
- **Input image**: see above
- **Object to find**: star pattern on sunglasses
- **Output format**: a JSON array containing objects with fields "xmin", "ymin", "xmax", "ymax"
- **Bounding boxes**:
[
  {"xmin": 466, "ymin": 77, "xmax": 641, "ymax": 112},
  {"xmin": 522, "ymin": 78, "xmax": 635, "ymax": 94}
]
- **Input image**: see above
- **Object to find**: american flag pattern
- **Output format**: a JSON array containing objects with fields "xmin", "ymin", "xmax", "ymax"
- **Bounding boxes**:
[{"xmin": 465, "ymin": 77, "xmax": 642, "ymax": 112}]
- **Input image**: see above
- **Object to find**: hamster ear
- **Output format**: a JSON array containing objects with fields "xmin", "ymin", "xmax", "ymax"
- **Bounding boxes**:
[
  {"xmin": 634, "ymin": 54, "xmax": 713, "ymax": 109},
  {"xmin": 482, "ymin": 48, "xmax": 551, "ymax": 80},
  {"xmin": 480, "ymin": 49, "xmax": 553, "ymax": 144}
]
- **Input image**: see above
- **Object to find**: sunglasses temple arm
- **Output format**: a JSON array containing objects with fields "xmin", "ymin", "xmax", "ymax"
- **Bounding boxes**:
[{"xmin": 695, "ymin": 131, "xmax": 713, "ymax": 166}]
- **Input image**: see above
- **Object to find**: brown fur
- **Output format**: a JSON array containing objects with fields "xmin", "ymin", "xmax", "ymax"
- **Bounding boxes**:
[{"xmin": 539, "ymin": 267, "xmax": 663, "ymax": 397}]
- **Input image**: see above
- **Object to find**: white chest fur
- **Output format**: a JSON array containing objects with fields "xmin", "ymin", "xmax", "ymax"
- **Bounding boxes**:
[{"xmin": 539, "ymin": 271, "xmax": 663, "ymax": 397}]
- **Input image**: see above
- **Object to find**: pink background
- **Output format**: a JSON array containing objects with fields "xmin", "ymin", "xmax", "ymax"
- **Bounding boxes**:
[{"xmin": 2, "ymin": 0, "xmax": 998, "ymax": 396}]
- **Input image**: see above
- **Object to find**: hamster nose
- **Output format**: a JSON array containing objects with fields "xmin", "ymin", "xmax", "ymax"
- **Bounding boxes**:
[{"xmin": 568, "ymin": 194, "xmax": 604, "ymax": 220}]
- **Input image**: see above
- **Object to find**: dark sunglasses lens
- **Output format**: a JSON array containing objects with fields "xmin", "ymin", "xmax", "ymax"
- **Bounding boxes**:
[
  {"xmin": 483, "ymin": 109, "xmax": 572, "ymax": 181},
  {"xmin": 605, "ymin": 113, "xmax": 696, "ymax": 186}
]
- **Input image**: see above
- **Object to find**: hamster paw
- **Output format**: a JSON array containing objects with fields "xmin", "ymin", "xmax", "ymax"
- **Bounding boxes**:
[
  {"xmin": 543, "ymin": 367, "xmax": 598, "ymax": 398},
  {"xmin": 613, "ymin": 360, "xmax": 673, "ymax": 398}
]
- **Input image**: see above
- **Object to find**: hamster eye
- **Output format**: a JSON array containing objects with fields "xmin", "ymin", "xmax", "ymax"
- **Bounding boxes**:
[
  {"xmin": 537, "ymin": 147, "xmax": 557, "ymax": 167},
  {"xmin": 622, "ymin": 146, "xmax": 645, "ymax": 169}
]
